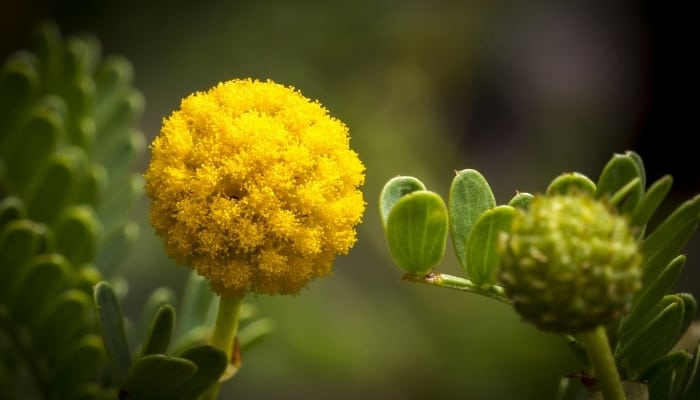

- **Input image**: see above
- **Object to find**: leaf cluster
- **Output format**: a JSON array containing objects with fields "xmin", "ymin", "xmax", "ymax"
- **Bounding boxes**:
[{"xmin": 379, "ymin": 151, "xmax": 700, "ymax": 399}]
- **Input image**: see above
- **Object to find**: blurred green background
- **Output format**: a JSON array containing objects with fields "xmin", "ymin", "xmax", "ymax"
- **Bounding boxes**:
[{"xmin": 2, "ymin": 1, "xmax": 698, "ymax": 399}]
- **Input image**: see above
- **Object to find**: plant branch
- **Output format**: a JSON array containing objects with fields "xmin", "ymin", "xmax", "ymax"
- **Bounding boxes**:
[{"xmin": 403, "ymin": 273, "xmax": 512, "ymax": 305}]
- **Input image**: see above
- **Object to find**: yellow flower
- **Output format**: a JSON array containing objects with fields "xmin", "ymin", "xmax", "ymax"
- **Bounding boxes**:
[{"xmin": 145, "ymin": 79, "xmax": 365, "ymax": 296}]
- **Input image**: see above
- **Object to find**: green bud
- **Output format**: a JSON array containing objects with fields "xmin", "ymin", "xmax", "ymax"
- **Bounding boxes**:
[{"xmin": 499, "ymin": 194, "xmax": 642, "ymax": 333}]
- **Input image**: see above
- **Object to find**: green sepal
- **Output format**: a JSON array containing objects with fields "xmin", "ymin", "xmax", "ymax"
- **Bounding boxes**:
[
  {"xmin": 8, "ymin": 254, "xmax": 69, "ymax": 326},
  {"xmin": 616, "ymin": 295, "xmax": 688, "ymax": 376},
  {"xmin": 53, "ymin": 205, "xmax": 102, "ymax": 266},
  {"xmin": 386, "ymin": 190, "xmax": 449, "ymax": 275},
  {"xmin": 545, "ymin": 172, "xmax": 596, "ymax": 196},
  {"xmin": 26, "ymin": 150, "xmax": 80, "ymax": 224},
  {"xmin": 629, "ymin": 175, "xmax": 673, "ymax": 231},
  {"xmin": 625, "ymin": 150, "xmax": 647, "ymax": 190},
  {"xmin": 122, "ymin": 354, "xmax": 197, "ymax": 400},
  {"xmin": 378, "ymin": 176, "xmax": 426, "ymax": 229},
  {"xmin": 640, "ymin": 195, "xmax": 700, "ymax": 286},
  {"xmin": 0, "ymin": 53, "xmax": 39, "ymax": 139},
  {"xmin": 508, "ymin": 192, "xmax": 533, "ymax": 210},
  {"xmin": 169, "ymin": 345, "xmax": 229, "ymax": 400},
  {"xmin": 466, "ymin": 205, "xmax": 515, "ymax": 286},
  {"xmin": 0, "ymin": 196, "xmax": 26, "ymax": 227},
  {"xmin": 596, "ymin": 152, "xmax": 644, "ymax": 213},
  {"xmin": 95, "ymin": 221, "xmax": 138, "ymax": 274},
  {"xmin": 3, "ymin": 106, "xmax": 61, "ymax": 195},
  {"xmin": 638, "ymin": 351, "xmax": 692, "ymax": 400},
  {"xmin": 94, "ymin": 281, "xmax": 132, "ymax": 384},
  {"xmin": 140, "ymin": 304, "xmax": 175, "ymax": 357},
  {"xmin": 0, "ymin": 219, "xmax": 42, "ymax": 297},
  {"xmin": 448, "ymin": 169, "xmax": 496, "ymax": 272},
  {"xmin": 620, "ymin": 255, "xmax": 685, "ymax": 341},
  {"xmin": 50, "ymin": 334, "xmax": 105, "ymax": 395}
]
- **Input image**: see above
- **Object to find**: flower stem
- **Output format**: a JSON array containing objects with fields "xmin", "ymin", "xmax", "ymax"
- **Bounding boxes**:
[
  {"xmin": 580, "ymin": 326, "xmax": 626, "ymax": 400},
  {"xmin": 201, "ymin": 294, "xmax": 244, "ymax": 400},
  {"xmin": 403, "ymin": 273, "xmax": 512, "ymax": 305}
]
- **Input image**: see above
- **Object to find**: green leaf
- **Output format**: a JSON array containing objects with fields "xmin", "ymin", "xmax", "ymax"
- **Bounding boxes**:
[
  {"xmin": 170, "ymin": 345, "xmax": 228, "ymax": 400},
  {"xmin": 508, "ymin": 192, "xmax": 533, "ymax": 210},
  {"xmin": 238, "ymin": 318, "xmax": 274, "ymax": 351},
  {"xmin": 74, "ymin": 164, "xmax": 108, "ymax": 207},
  {"xmin": 26, "ymin": 151, "xmax": 79, "ymax": 224},
  {"xmin": 596, "ymin": 153, "xmax": 643, "ymax": 213},
  {"xmin": 639, "ymin": 195, "xmax": 700, "ymax": 288},
  {"xmin": 140, "ymin": 287, "xmax": 177, "ymax": 342},
  {"xmin": 620, "ymin": 255, "xmax": 685, "ymax": 340},
  {"xmin": 386, "ymin": 190, "xmax": 449, "ymax": 275},
  {"xmin": 0, "ymin": 197, "xmax": 26, "ymax": 227},
  {"xmin": 683, "ymin": 344, "xmax": 700, "ymax": 399},
  {"xmin": 177, "ymin": 271, "xmax": 216, "ymax": 338},
  {"xmin": 378, "ymin": 176, "xmax": 426, "ymax": 228},
  {"xmin": 94, "ymin": 56, "xmax": 134, "ymax": 115},
  {"xmin": 448, "ymin": 169, "xmax": 496, "ymax": 271},
  {"xmin": 94, "ymin": 281, "xmax": 132, "ymax": 384},
  {"xmin": 545, "ymin": 172, "xmax": 596, "ymax": 196},
  {"xmin": 0, "ymin": 220, "xmax": 41, "ymax": 298},
  {"xmin": 35, "ymin": 289, "xmax": 91, "ymax": 362},
  {"xmin": 123, "ymin": 354, "xmax": 197, "ymax": 400},
  {"xmin": 50, "ymin": 335, "xmax": 105, "ymax": 394},
  {"xmin": 95, "ymin": 221, "xmax": 138, "ymax": 274},
  {"xmin": 53, "ymin": 205, "xmax": 102, "ymax": 266},
  {"xmin": 609, "ymin": 177, "xmax": 642, "ymax": 208},
  {"xmin": 100, "ymin": 131, "xmax": 145, "ymax": 180},
  {"xmin": 639, "ymin": 351, "xmax": 691, "ymax": 400},
  {"xmin": 98, "ymin": 174, "xmax": 144, "ymax": 231},
  {"xmin": 140, "ymin": 304, "xmax": 175, "ymax": 357},
  {"xmin": 625, "ymin": 150, "xmax": 647, "ymax": 191},
  {"xmin": 0, "ymin": 54, "xmax": 39, "ymax": 140},
  {"xmin": 8, "ymin": 254, "xmax": 69, "ymax": 325},
  {"xmin": 3, "ymin": 106, "xmax": 61, "ymax": 195},
  {"xmin": 34, "ymin": 21, "xmax": 63, "ymax": 93},
  {"xmin": 616, "ymin": 295, "xmax": 686, "ymax": 376},
  {"xmin": 629, "ymin": 175, "xmax": 673, "ymax": 230},
  {"xmin": 466, "ymin": 205, "xmax": 515, "ymax": 286}
]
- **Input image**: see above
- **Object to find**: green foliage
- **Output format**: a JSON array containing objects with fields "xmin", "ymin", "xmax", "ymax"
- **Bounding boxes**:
[
  {"xmin": 0, "ymin": 21, "xmax": 273, "ymax": 399},
  {"xmin": 379, "ymin": 150, "xmax": 700, "ymax": 399}
]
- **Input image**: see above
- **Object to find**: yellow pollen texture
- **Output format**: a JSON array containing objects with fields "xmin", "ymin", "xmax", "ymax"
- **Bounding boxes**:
[{"xmin": 145, "ymin": 79, "xmax": 365, "ymax": 296}]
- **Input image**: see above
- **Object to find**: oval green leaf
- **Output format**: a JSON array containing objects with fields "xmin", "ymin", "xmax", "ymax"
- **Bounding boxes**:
[
  {"xmin": 386, "ymin": 190, "xmax": 448, "ymax": 275},
  {"xmin": 466, "ymin": 205, "xmax": 515, "ymax": 286},
  {"xmin": 378, "ymin": 176, "xmax": 426, "ymax": 228},
  {"xmin": 596, "ymin": 153, "xmax": 643, "ymax": 213},
  {"xmin": 54, "ymin": 205, "xmax": 103, "ymax": 266},
  {"xmin": 140, "ymin": 304, "xmax": 175, "ymax": 357},
  {"xmin": 94, "ymin": 281, "xmax": 132, "ymax": 384},
  {"xmin": 123, "ymin": 354, "xmax": 197, "ymax": 400},
  {"xmin": 448, "ymin": 169, "xmax": 496, "ymax": 272}
]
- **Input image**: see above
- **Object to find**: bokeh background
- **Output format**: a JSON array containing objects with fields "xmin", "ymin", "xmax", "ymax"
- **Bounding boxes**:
[{"xmin": 2, "ymin": 1, "xmax": 698, "ymax": 399}]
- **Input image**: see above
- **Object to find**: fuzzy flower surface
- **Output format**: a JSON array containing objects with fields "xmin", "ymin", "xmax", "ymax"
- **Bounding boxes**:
[
  {"xmin": 499, "ymin": 194, "xmax": 642, "ymax": 333},
  {"xmin": 145, "ymin": 79, "xmax": 365, "ymax": 296}
]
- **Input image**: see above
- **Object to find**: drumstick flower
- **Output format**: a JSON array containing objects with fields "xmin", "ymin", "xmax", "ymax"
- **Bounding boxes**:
[
  {"xmin": 145, "ymin": 78, "xmax": 365, "ymax": 398},
  {"xmin": 145, "ymin": 78, "xmax": 365, "ymax": 297}
]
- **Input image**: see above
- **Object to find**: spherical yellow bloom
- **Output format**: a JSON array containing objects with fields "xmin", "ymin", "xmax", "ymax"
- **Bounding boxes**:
[{"xmin": 145, "ymin": 79, "xmax": 365, "ymax": 296}]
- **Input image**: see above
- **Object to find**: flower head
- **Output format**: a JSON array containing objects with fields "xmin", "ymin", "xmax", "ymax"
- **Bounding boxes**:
[
  {"xmin": 498, "ymin": 194, "xmax": 642, "ymax": 333},
  {"xmin": 145, "ymin": 79, "xmax": 365, "ymax": 296}
]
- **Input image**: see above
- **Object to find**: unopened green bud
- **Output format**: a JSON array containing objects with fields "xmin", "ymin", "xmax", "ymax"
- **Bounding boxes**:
[{"xmin": 499, "ymin": 194, "xmax": 642, "ymax": 333}]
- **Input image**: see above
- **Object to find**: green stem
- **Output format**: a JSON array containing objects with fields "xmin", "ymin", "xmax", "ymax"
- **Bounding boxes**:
[
  {"xmin": 580, "ymin": 326, "xmax": 626, "ymax": 400},
  {"xmin": 201, "ymin": 294, "xmax": 244, "ymax": 400},
  {"xmin": 403, "ymin": 273, "xmax": 512, "ymax": 305}
]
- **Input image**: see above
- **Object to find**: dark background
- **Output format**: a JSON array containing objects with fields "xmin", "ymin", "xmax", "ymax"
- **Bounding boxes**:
[{"xmin": 2, "ymin": 1, "xmax": 698, "ymax": 399}]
